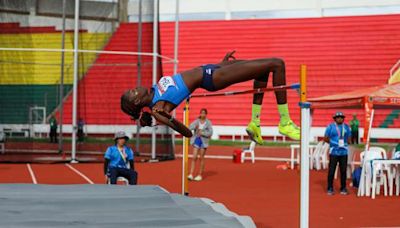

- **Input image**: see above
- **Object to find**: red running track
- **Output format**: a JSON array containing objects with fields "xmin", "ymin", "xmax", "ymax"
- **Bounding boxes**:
[{"xmin": 1, "ymin": 159, "xmax": 400, "ymax": 227}]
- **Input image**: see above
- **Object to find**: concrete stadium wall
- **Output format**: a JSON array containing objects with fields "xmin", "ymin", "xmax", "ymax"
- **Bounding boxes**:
[
  {"xmin": 138, "ymin": 0, "xmax": 400, "ymax": 21},
  {"xmin": 2, "ymin": 0, "xmax": 399, "ymax": 31}
]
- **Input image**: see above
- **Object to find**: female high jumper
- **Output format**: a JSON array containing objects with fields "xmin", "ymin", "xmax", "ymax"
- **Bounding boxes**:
[{"xmin": 121, "ymin": 51, "xmax": 299, "ymax": 144}]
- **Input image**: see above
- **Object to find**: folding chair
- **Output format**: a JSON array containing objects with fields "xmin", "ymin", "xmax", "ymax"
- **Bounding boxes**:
[
  {"xmin": 0, "ymin": 131, "xmax": 5, "ymax": 154},
  {"xmin": 312, "ymin": 141, "xmax": 327, "ymax": 170},
  {"xmin": 106, "ymin": 163, "xmax": 131, "ymax": 186},
  {"xmin": 241, "ymin": 141, "xmax": 256, "ymax": 163},
  {"xmin": 360, "ymin": 149, "xmax": 388, "ymax": 197}
]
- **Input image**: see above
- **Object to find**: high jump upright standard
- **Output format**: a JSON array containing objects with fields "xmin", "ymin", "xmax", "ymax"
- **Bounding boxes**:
[{"xmin": 182, "ymin": 64, "xmax": 311, "ymax": 227}]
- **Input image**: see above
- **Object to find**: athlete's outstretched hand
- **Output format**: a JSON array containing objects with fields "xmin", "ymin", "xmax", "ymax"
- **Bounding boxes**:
[{"xmin": 223, "ymin": 50, "xmax": 236, "ymax": 62}]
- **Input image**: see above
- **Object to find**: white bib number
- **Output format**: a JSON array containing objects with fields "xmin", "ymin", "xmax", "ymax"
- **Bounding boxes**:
[
  {"xmin": 338, "ymin": 139, "xmax": 345, "ymax": 147},
  {"xmin": 157, "ymin": 76, "xmax": 176, "ymax": 95}
]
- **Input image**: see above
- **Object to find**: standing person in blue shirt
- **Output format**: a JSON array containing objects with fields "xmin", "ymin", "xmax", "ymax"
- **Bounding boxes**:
[
  {"xmin": 104, "ymin": 131, "xmax": 138, "ymax": 185},
  {"xmin": 324, "ymin": 111, "xmax": 352, "ymax": 195}
]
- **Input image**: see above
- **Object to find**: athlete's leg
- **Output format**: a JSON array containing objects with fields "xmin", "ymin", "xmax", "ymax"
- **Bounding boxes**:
[
  {"xmin": 271, "ymin": 62, "xmax": 300, "ymax": 140},
  {"xmin": 212, "ymin": 58, "xmax": 282, "ymax": 90},
  {"xmin": 213, "ymin": 58, "xmax": 299, "ymax": 142},
  {"xmin": 247, "ymin": 71, "xmax": 269, "ymax": 144}
]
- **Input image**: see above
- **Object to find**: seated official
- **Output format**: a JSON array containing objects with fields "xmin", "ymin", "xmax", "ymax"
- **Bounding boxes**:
[{"xmin": 104, "ymin": 131, "xmax": 138, "ymax": 185}]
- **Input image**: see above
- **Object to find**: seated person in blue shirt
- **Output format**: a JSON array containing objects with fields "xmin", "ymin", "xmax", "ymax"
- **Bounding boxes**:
[
  {"xmin": 104, "ymin": 131, "xmax": 138, "ymax": 185},
  {"xmin": 324, "ymin": 111, "xmax": 352, "ymax": 195}
]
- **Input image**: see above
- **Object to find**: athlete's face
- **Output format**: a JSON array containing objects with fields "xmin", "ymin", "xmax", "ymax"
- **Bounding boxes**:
[
  {"xmin": 121, "ymin": 87, "xmax": 149, "ymax": 119},
  {"xmin": 128, "ymin": 87, "xmax": 148, "ymax": 104}
]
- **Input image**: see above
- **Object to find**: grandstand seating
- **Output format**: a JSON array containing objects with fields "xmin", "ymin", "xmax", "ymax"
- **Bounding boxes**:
[
  {"xmin": 59, "ymin": 14, "xmax": 400, "ymax": 128},
  {"xmin": 0, "ymin": 23, "xmax": 110, "ymax": 124},
  {"xmin": 60, "ymin": 23, "xmax": 154, "ymax": 124}
]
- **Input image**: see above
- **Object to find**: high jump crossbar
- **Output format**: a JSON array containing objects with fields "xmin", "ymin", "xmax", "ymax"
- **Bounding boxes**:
[
  {"xmin": 182, "ymin": 65, "xmax": 310, "ymax": 228},
  {"xmin": 190, "ymin": 83, "xmax": 300, "ymax": 98}
]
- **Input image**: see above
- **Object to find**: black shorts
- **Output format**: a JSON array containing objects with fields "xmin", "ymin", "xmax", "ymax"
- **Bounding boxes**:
[{"xmin": 200, "ymin": 64, "xmax": 220, "ymax": 91}]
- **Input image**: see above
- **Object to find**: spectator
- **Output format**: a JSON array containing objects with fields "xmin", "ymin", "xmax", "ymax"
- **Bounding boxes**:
[
  {"xmin": 396, "ymin": 142, "xmax": 400, "ymax": 152},
  {"xmin": 393, "ymin": 143, "xmax": 400, "ymax": 159},
  {"xmin": 49, "ymin": 115, "xmax": 58, "ymax": 143},
  {"xmin": 324, "ymin": 111, "xmax": 352, "ymax": 195},
  {"xmin": 77, "ymin": 118, "xmax": 85, "ymax": 143},
  {"xmin": 104, "ymin": 131, "xmax": 138, "ymax": 185},
  {"xmin": 188, "ymin": 108, "xmax": 213, "ymax": 181},
  {"xmin": 349, "ymin": 114, "xmax": 359, "ymax": 144},
  {"xmin": 394, "ymin": 143, "xmax": 400, "ymax": 152}
]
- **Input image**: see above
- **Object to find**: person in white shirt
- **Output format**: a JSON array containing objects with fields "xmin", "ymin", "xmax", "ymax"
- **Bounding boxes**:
[{"xmin": 188, "ymin": 109, "xmax": 213, "ymax": 181}]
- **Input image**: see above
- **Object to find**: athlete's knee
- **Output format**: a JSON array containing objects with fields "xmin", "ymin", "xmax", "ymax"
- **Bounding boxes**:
[
  {"xmin": 254, "ymin": 58, "xmax": 285, "ymax": 69},
  {"xmin": 270, "ymin": 58, "xmax": 285, "ymax": 68}
]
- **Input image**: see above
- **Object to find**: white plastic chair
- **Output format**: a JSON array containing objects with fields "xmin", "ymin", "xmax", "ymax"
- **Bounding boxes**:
[
  {"xmin": 313, "ymin": 142, "xmax": 329, "ymax": 170},
  {"xmin": 0, "ymin": 131, "xmax": 5, "ymax": 154},
  {"xmin": 389, "ymin": 149, "xmax": 400, "ymax": 196},
  {"xmin": 106, "ymin": 163, "xmax": 130, "ymax": 186},
  {"xmin": 107, "ymin": 176, "xmax": 129, "ymax": 185},
  {"xmin": 241, "ymin": 141, "xmax": 256, "ymax": 163},
  {"xmin": 370, "ymin": 147, "xmax": 389, "ymax": 196},
  {"xmin": 360, "ymin": 149, "xmax": 388, "ymax": 198},
  {"xmin": 394, "ymin": 160, "xmax": 400, "ymax": 196},
  {"xmin": 290, "ymin": 144, "xmax": 317, "ymax": 170},
  {"xmin": 0, "ymin": 143, "xmax": 4, "ymax": 154}
]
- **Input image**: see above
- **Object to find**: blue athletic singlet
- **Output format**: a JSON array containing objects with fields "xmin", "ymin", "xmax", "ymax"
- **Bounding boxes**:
[{"xmin": 150, "ymin": 74, "xmax": 190, "ymax": 107}]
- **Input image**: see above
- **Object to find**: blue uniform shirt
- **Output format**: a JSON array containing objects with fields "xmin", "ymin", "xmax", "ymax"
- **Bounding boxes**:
[
  {"xmin": 324, "ymin": 123, "xmax": 352, "ymax": 156},
  {"xmin": 104, "ymin": 145, "xmax": 134, "ymax": 169}
]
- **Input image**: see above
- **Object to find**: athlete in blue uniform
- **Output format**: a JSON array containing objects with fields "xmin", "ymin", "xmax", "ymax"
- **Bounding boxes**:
[{"xmin": 121, "ymin": 51, "xmax": 300, "ymax": 143}]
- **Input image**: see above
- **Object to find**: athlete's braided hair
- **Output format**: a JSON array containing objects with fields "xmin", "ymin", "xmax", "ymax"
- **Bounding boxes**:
[{"xmin": 121, "ymin": 91, "xmax": 140, "ymax": 120}]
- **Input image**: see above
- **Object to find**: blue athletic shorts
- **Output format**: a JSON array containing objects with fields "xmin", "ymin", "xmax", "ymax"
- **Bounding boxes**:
[
  {"xmin": 193, "ymin": 137, "xmax": 204, "ymax": 148},
  {"xmin": 200, "ymin": 64, "xmax": 220, "ymax": 92}
]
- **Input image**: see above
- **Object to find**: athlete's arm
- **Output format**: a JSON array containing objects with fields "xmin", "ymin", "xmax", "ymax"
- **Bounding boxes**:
[{"xmin": 151, "ymin": 108, "xmax": 193, "ymax": 137}]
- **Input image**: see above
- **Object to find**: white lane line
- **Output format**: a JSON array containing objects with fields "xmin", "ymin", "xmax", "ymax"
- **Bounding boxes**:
[
  {"xmin": 65, "ymin": 164, "xmax": 94, "ymax": 184},
  {"xmin": 26, "ymin": 163, "xmax": 37, "ymax": 184}
]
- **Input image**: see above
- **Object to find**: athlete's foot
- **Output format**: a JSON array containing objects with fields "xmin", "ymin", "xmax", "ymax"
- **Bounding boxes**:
[
  {"xmin": 246, "ymin": 121, "xmax": 264, "ymax": 145},
  {"xmin": 279, "ymin": 120, "xmax": 300, "ymax": 140}
]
